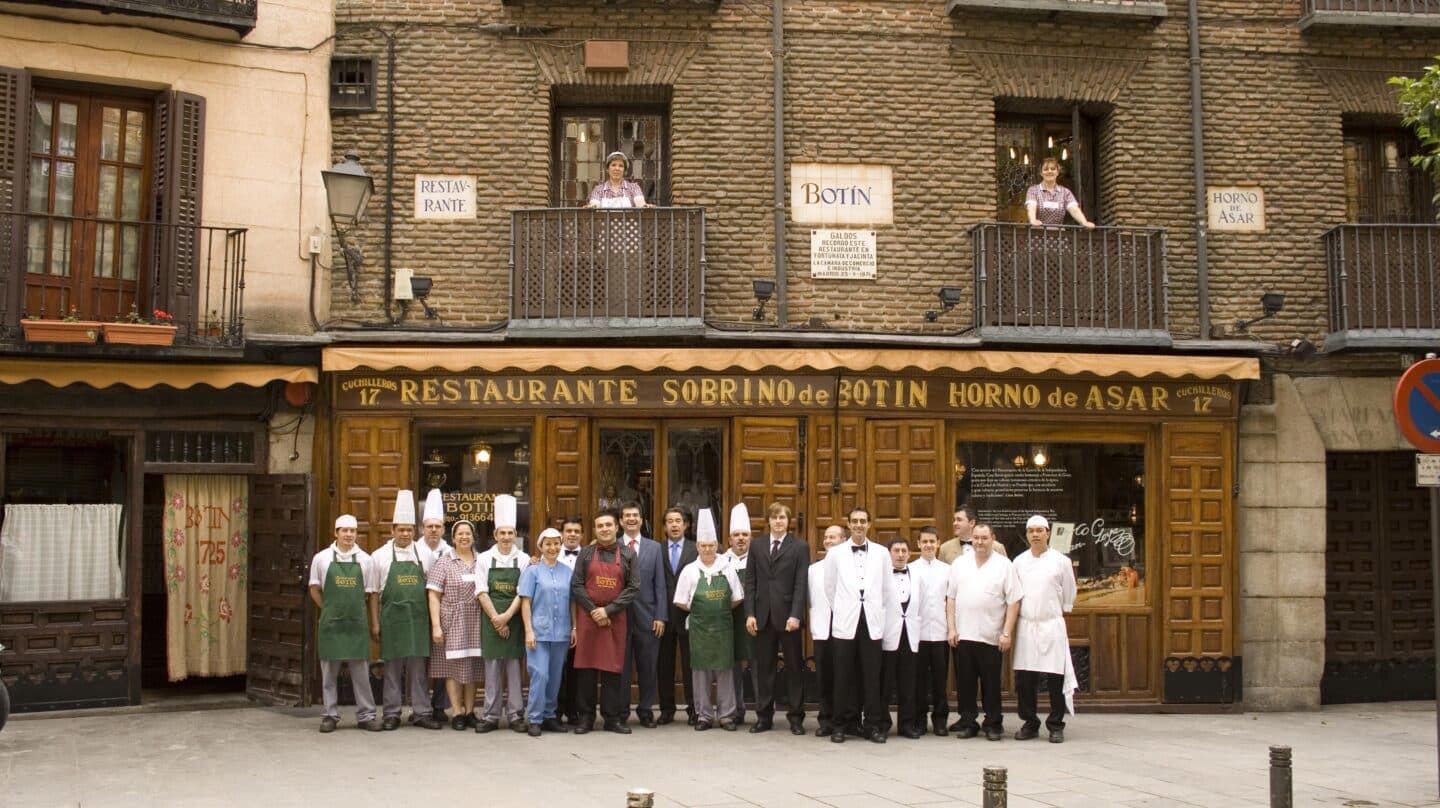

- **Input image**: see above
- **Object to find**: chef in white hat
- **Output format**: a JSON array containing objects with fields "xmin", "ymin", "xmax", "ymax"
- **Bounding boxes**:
[
  {"xmin": 417, "ymin": 488, "xmax": 452, "ymax": 721},
  {"xmin": 723, "ymin": 502, "xmax": 755, "ymax": 725},
  {"xmin": 1010, "ymin": 514, "xmax": 1078, "ymax": 743},
  {"xmin": 475, "ymin": 494, "xmax": 530, "ymax": 732},
  {"xmin": 308, "ymin": 513, "xmax": 378, "ymax": 733},
  {"xmin": 368, "ymin": 491, "xmax": 440, "ymax": 730},
  {"xmin": 673, "ymin": 508, "xmax": 744, "ymax": 731}
]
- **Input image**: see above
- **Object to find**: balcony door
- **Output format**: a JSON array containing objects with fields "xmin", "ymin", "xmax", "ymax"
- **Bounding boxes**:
[
  {"xmin": 994, "ymin": 111, "xmax": 1096, "ymax": 224},
  {"xmin": 594, "ymin": 421, "xmax": 725, "ymax": 540},
  {"xmin": 554, "ymin": 107, "xmax": 669, "ymax": 207},
  {"xmin": 1342, "ymin": 124, "xmax": 1435, "ymax": 223},
  {"xmin": 26, "ymin": 91, "xmax": 152, "ymax": 321}
]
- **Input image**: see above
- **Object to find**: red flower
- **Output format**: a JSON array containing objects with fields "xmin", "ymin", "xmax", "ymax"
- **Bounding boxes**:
[
  {"xmin": 228, "ymin": 563, "xmax": 241, "ymax": 581},
  {"xmin": 218, "ymin": 599, "xmax": 232, "ymax": 623},
  {"xmin": 184, "ymin": 602, "xmax": 193, "ymax": 624},
  {"xmin": 170, "ymin": 528, "xmax": 186, "ymax": 547},
  {"xmin": 169, "ymin": 493, "xmax": 185, "ymax": 510},
  {"xmin": 231, "ymin": 497, "xmax": 245, "ymax": 514},
  {"xmin": 230, "ymin": 532, "xmax": 242, "ymax": 548},
  {"xmin": 175, "ymin": 565, "xmax": 187, "ymax": 583},
  {"xmin": 152, "ymin": 309, "xmax": 174, "ymax": 324}
]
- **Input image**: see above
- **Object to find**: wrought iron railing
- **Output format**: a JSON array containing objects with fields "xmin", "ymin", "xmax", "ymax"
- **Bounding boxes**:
[
  {"xmin": 2, "ymin": 211, "xmax": 247, "ymax": 347},
  {"xmin": 1304, "ymin": 0, "xmax": 1440, "ymax": 12},
  {"xmin": 510, "ymin": 207, "xmax": 706, "ymax": 331},
  {"xmin": 9, "ymin": 0, "xmax": 258, "ymax": 33},
  {"xmin": 1324, "ymin": 224, "xmax": 1440, "ymax": 346},
  {"xmin": 970, "ymin": 222, "xmax": 1168, "ymax": 342}
]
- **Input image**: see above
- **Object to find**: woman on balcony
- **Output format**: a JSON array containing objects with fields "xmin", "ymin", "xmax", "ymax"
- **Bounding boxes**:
[
  {"xmin": 1026, "ymin": 158, "xmax": 1095, "ymax": 229},
  {"xmin": 587, "ymin": 151, "xmax": 650, "ymax": 208}
]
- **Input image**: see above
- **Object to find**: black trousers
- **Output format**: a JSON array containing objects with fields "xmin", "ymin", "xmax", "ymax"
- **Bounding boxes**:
[
  {"xmin": 881, "ymin": 630, "xmax": 917, "ymax": 732},
  {"xmin": 915, "ymin": 640, "xmax": 950, "ymax": 728},
  {"xmin": 753, "ymin": 623, "xmax": 806, "ymax": 723},
  {"xmin": 574, "ymin": 668, "xmax": 626, "ymax": 723},
  {"xmin": 657, "ymin": 627, "xmax": 694, "ymax": 719},
  {"xmin": 831, "ymin": 610, "xmax": 886, "ymax": 734},
  {"xmin": 620, "ymin": 623, "xmax": 659, "ymax": 720},
  {"xmin": 556, "ymin": 646, "xmax": 578, "ymax": 722},
  {"xmin": 1015, "ymin": 668, "xmax": 1067, "ymax": 731},
  {"xmin": 814, "ymin": 638, "xmax": 835, "ymax": 731},
  {"xmin": 429, "ymin": 676, "xmax": 449, "ymax": 717},
  {"xmin": 955, "ymin": 641, "xmax": 1003, "ymax": 730}
]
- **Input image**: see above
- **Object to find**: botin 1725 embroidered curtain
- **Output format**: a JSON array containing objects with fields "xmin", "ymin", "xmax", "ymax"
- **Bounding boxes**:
[{"xmin": 163, "ymin": 475, "xmax": 248, "ymax": 681}]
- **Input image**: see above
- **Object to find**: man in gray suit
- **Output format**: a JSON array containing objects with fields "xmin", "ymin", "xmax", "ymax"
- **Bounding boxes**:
[{"xmin": 618, "ymin": 500, "xmax": 668, "ymax": 727}]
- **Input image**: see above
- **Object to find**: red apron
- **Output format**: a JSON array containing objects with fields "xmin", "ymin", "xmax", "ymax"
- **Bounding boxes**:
[{"xmin": 574, "ymin": 545, "xmax": 628, "ymax": 673}]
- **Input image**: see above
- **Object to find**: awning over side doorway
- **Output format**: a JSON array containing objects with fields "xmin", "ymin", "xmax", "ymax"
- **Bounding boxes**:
[
  {"xmin": 0, "ymin": 359, "xmax": 318, "ymax": 390},
  {"xmin": 322, "ymin": 346, "xmax": 1260, "ymax": 381}
]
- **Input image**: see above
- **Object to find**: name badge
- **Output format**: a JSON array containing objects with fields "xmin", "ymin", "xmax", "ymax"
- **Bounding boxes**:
[
  {"xmin": 1042, "ymin": 200, "xmax": 1061, "ymax": 210},
  {"xmin": 461, "ymin": 573, "xmax": 477, "ymax": 583}
]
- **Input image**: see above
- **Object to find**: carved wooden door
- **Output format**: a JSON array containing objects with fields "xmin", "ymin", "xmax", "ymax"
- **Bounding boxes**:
[
  {"xmin": 246, "ymin": 474, "xmax": 311, "ymax": 706},
  {"xmin": 337, "ymin": 417, "xmax": 410, "ymax": 553},
  {"xmin": 866, "ymin": 420, "xmax": 943, "ymax": 544},
  {"xmin": 734, "ymin": 417, "xmax": 803, "ymax": 535}
]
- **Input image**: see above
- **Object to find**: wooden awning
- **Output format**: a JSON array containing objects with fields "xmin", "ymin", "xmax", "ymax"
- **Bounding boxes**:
[
  {"xmin": 322, "ymin": 346, "xmax": 1259, "ymax": 381},
  {"xmin": 0, "ymin": 359, "xmax": 318, "ymax": 390}
]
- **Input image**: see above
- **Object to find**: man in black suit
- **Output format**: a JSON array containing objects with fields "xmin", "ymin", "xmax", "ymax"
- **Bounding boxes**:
[
  {"xmin": 618, "ymin": 501, "xmax": 668, "ymax": 728},
  {"xmin": 656, "ymin": 505, "xmax": 699, "ymax": 725},
  {"xmin": 743, "ymin": 501, "xmax": 811, "ymax": 735}
]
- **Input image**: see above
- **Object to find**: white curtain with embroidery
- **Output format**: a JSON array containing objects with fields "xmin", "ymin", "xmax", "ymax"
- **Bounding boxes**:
[
  {"xmin": 0, "ymin": 504, "xmax": 125, "ymax": 602},
  {"xmin": 163, "ymin": 475, "xmax": 248, "ymax": 681}
]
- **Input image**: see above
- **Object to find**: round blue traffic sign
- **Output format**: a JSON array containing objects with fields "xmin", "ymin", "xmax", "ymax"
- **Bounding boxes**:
[{"xmin": 1394, "ymin": 358, "xmax": 1440, "ymax": 453}]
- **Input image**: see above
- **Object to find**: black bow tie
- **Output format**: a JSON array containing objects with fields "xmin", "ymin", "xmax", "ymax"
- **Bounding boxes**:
[
  {"xmin": 894, "ymin": 567, "xmax": 908, "ymax": 575},
  {"xmin": 564, "ymin": 549, "xmax": 579, "ymax": 556},
  {"xmin": 851, "ymin": 544, "xmax": 866, "ymax": 553}
]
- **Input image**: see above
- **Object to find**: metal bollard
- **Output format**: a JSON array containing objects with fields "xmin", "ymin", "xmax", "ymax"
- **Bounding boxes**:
[
  {"xmin": 1269, "ymin": 746, "xmax": 1292, "ymax": 808},
  {"xmin": 626, "ymin": 787, "xmax": 655, "ymax": 808},
  {"xmin": 983, "ymin": 766, "xmax": 1007, "ymax": 808}
]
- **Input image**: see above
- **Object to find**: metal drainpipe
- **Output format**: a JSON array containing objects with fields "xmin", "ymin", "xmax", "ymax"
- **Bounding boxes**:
[
  {"xmin": 1188, "ymin": 0, "xmax": 1210, "ymax": 339},
  {"xmin": 772, "ymin": 0, "xmax": 788, "ymax": 325},
  {"xmin": 383, "ymin": 31, "xmax": 397, "ymax": 325}
]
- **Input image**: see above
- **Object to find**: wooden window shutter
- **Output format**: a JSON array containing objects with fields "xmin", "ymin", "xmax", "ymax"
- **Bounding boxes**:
[
  {"xmin": 151, "ymin": 90, "xmax": 205, "ymax": 330},
  {"xmin": 0, "ymin": 67, "xmax": 30, "ymax": 333}
]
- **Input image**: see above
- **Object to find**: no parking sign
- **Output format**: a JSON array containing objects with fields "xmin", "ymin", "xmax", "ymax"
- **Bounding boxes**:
[{"xmin": 1394, "ymin": 358, "xmax": 1440, "ymax": 454}]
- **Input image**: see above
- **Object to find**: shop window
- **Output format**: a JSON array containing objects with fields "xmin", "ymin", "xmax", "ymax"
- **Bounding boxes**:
[
  {"xmin": 418, "ymin": 426, "xmax": 533, "ymax": 551},
  {"xmin": 954, "ymin": 440, "xmax": 1146, "ymax": 607},
  {"xmin": 1342, "ymin": 122, "xmax": 1436, "ymax": 223},
  {"xmin": 0, "ymin": 437, "xmax": 128, "ymax": 603},
  {"xmin": 553, "ymin": 105, "xmax": 669, "ymax": 207},
  {"xmin": 994, "ymin": 109, "xmax": 1098, "ymax": 224}
]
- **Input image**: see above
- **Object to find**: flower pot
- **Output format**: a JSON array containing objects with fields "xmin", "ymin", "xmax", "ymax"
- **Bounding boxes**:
[
  {"xmin": 21, "ymin": 319, "xmax": 103, "ymax": 344},
  {"xmin": 102, "ymin": 322, "xmax": 177, "ymax": 346}
]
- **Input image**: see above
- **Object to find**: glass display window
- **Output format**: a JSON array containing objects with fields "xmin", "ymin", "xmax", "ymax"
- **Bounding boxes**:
[{"xmin": 418, "ymin": 426, "xmax": 532, "ymax": 552}]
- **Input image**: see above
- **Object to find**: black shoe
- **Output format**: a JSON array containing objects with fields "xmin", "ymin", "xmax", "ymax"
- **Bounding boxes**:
[
  {"xmin": 844, "ymin": 725, "xmax": 864, "ymax": 738},
  {"xmin": 381, "ymin": 716, "xmax": 401, "ymax": 731},
  {"xmin": 694, "ymin": 719, "xmax": 712, "ymax": 731},
  {"xmin": 527, "ymin": 724, "xmax": 543, "ymax": 737},
  {"xmin": 686, "ymin": 714, "xmax": 697, "ymax": 726},
  {"xmin": 540, "ymin": 718, "xmax": 568, "ymax": 733},
  {"xmin": 509, "ymin": 719, "xmax": 528, "ymax": 733},
  {"xmin": 865, "ymin": 728, "xmax": 887, "ymax": 744},
  {"xmin": 956, "ymin": 725, "xmax": 979, "ymax": 739},
  {"xmin": 603, "ymin": 719, "xmax": 632, "ymax": 735},
  {"xmin": 720, "ymin": 720, "xmax": 738, "ymax": 732},
  {"xmin": 657, "ymin": 714, "xmax": 674, "ymax": 726},
  {"xmin": 319, "ymin": 717, "xmax": 338, "ymax": 734},
  {"xmin": 414, "ymin": 715, "xmax": 442, "ymax": 730},
  {"xmin": 933, "ymin": 722, "xmax": 948, "ymax": 737},
  {"xmin": 789, "ymin": 720, "xmax": 806, "ymax": 736},
  {"xmin": 899, "ymin": 726, "xmax": 923, "ymax": 740},
  {"xmin": 947, "ymin": 718, "xmax": 965, "ymax": 732},
  {"xmin": 830, "ymin": 731, "xmax": 846, "ymax": 743},
  {"xmin": 1049, "ymin": 728, "xmax": 1064, "ymax": 744},
  {"xmin": 1015, "ymin": 725, "xmax": 1040, "ymax": 741},
  {"xmin": 474, "ymin": 719, "xmax": 498, "ymax": 734},
  {"xmin": 464, "ymin": 714, "xmax": 479, "ymax": 729},
  {"xmin": 748, "ymin": 720, "xmax": 773, "ymax": 734},
  {"xmin": 815, "ymin": 725, "xmax": 835, "ymax": 738},
  {"xmin": 573, "ymin": 721, "xmax": 594, "ymax": 735},
  {"xmin": 450, "ymin": 715, "xmax": 467, "ymax": 731},
  {"xmin": 639, "ymin": 716, "xmax": 658, "ymax": 729},
  {"xmin": 984, "ymin": 726, "xmax": 1004, "ymax": 741},
  {"xmin": 359, "ymin": 719, "xmax": 384, "ymax": 732}
]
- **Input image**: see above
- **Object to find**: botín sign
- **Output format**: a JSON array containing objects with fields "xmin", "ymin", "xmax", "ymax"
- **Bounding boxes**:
[
  {"xmin": 811, "ymin": 229, "xmax": 877, "ymax": 279},
  {"xmin": 791, "ymin": 164, "xmax": 894, "ymax": 226},
  {"xmin": 1207, "ymin": 186, "xmax": 1265, "ymax": 232},
  {"xmin": 414, "ymin": 175, "xmax": 476, "ymax": 220},
  {"xmin": 337, "ymin": 373, "xmax": 1237, "ymax": 417}
]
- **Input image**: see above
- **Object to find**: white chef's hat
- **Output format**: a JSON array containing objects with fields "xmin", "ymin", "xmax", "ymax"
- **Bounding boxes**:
[
  {"xmin": 391, "ymin": 490, "xmax": 416, "ymax": 526},
  {"xmin": 1026, "ymin": 514, "xmax": 1050, "ymax": 530},
  {"xmin": 537, "ymin": 527, "xmax": 562, "ymax": 543},
  {"xmin": 334, "ymin": 514, "xmax": 358, "ymax": 530},
  {"xmin": 422, "ymin": 489, "xmax": 445, "ymax": 525},
  {"xmin": 696, "ymin": 508, "xmax": 718, "ymax": 545},
  {"xmin": 729, "ymin": 502, "xmax": 751, "ymax": 535},
  {"xmin": 494, "ymin": 494, "xmax": 517, "ymax": 530}
]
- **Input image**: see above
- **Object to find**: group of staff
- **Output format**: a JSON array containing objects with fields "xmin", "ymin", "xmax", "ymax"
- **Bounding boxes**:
[{"xmin": 308, "ymin": 492, "xmax": 1078, "ymax": 743}]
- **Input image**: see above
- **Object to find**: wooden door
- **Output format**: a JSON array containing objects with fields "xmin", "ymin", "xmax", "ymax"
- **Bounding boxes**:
[
  {"xmin": 1324, "ymin": 451, "xmax": 1434, "ymax": 703},
  {"xmin": 338, "ymin": 417, "xmax": 410, "ymax": 552},
  {"xmin": 734, "ymin": 417, "xmax": 803, "ymax": 534},
  {"xmin": 867, "ymin": 420, "xmax": 943, "ymax": 544},
  {"xmin": 246, "ymin": 474, "xmax": 312, "ymax": 707},
  {"xmin": 543, "ymin": 417, "xmax": 590, "ymax": 528},
  {"xmin": 810, "ymin": 416, "xmax": 863, "ymax": 550},
  {"xmin": 1161, "ymin": 423, "xmax": 1233, "ymax": 659}
]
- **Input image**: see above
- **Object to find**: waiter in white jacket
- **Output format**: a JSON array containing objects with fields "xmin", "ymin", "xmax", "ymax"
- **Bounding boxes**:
[
  {"xmin": 823, "ymin": 506, "xmax": 894, "ymax": 744},
  {"xmin": 808, "ymin": 524, "xmax": 845, "ymax": 737},
  {"xmin": 881, "ymin": 539, "xmax": 924, "ymax": 739},
  {"xmin": 1011, "ymin": 514, "xmax": 1078, "ymax": 743}
]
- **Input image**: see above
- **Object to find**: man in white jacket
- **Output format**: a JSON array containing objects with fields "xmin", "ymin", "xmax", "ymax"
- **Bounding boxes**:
[
  {"xmin": 1011, "ymin": 514, "xmax": 1078, "ymax": 743},
  {"xmin": 823, "ymin": 506, "xmax": 895, "ymax": 744},
  {"xmin": 881, "ymin": 538, "xmax": 924, "ymax": 739},
  {"xmin": 808, "ymin": 524, "xmax": 845, "ymax": 737}
]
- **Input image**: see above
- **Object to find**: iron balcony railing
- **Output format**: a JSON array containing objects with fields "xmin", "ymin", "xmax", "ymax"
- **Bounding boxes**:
[
  {"xmin": 970, "ymin": 222, "xmax": 1169, "ymax": 345},
  {"xmin": 9, "ymin": 0, "xmax": 258, "ymax": 34},
  {"xmin": 1305, "ymin": 0, "xmax": 1440, "ymax": 12},
  {"xmin": 2, "ymin": 211, "xmax": 247, "ymax": 348},
  {"xmin": 1300, "ymin": 0, "xmax": 1440, "ymax": 28},
  {"xmin": 510, "ymin": 207, "xmax": 706, "ymax": 333},
  {"xmin": 1324, "ymin": 223, "xmax": 1440, "ymax": 349}
]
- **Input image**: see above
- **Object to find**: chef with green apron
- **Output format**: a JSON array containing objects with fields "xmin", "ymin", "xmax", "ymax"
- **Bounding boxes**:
[
  {"xmin": 369, "ymin": 490, "xmax": 441, "ymax": 730},
  {"xmin": 725, "ymin": 502, "xmax": 755, "ymax": 725},
  {"xmin": 673, "ymin": 509, "xmax": 744, "ymax": 731},
  {"xmin": 476, "ymin": 494, "xmax": 530, "ymax": 732},
  {"xmin": 308, "ymin": 514, "xmax": 380, "ymax": 733}
]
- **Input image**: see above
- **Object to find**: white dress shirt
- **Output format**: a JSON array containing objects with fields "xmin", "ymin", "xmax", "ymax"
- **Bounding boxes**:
[
  {"xmin": 911, "ymin": 556, "xmax": 951, "ymax": 642},
  {"xmin": 823, "ymin": 538, "xmax": 892, "ymax": 641}
]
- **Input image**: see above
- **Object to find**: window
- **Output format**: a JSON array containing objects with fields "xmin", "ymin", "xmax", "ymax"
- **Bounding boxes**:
[
  {"xmin": 994, "ymin": 109, "xmax": 1097, "ymax": 223},
  {"xmin": 553, "ymin": 105, "xmax": 669, "ymax": 207},
  {"xmin": 1343, "ymin": 122, "xmax": 1435, "ymax": 223},
  {"xmin": 330, "ymin": 57, "xmax": 376, "ymax": 114},
  {"xmin": 418, "ymin": 427, "xmax": 533, "ymax": 551},
  {"xmin": 26, "ymin": 90, "xmax": 152, "ymax": 321}
]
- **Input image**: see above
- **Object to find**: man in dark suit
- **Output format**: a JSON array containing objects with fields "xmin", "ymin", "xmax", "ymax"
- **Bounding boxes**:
[
  {"xmin": 743, "ymin": 501, "xmax": 811, "ymax": 735},
  {"xmin": 656, "ymin": 505, "xmax": 699, "ymax": 724},
  {"xmin": 618, "ymin": 500, "xmax": 668, "ymax": 727}
]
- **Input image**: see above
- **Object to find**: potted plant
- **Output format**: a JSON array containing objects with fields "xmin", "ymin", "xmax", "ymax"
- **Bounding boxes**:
[
  {"xmin": 102, "ymin": 306, "xmax": 177, "ymax": 346},
  {"xmin": 20, "ymin": 307, "xmax": 103, "ymax": 344}
]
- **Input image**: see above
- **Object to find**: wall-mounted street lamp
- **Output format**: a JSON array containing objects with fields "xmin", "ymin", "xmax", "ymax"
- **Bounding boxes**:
[
  {"xmin": 925, "ymin": 286, "xmax": 963, "ymax": 322},
  {"xmin": 322, "ymin": 151, "xmax": 374, "ymax": 304},
  {"xmin": 752, "ymin": 279, "xmax": 776, "ymax": 321},
  {"xmin": 1234, "ymin": 292, "xmax": 1284, "ymax": 332}
]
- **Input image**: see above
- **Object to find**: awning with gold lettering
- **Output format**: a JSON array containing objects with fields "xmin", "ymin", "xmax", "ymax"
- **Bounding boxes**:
[
  {"xmin": 321, "ymin": 346, "xmax": 1259, "ymax": 381},
  {"xmin": 0, "ymin": 359, "xmax": 318, "ymax": 390}
]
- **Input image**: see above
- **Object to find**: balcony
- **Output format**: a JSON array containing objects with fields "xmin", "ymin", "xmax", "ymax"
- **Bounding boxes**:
[
  {"xmin": 1324, "ymin": 224, "xmax": 1440, "ymax": 350},
  {"xmin": 510, "ymin": 207, "xmax": 705, "ymax": 336},
  {"xmin": 945, "ymin": 0, "xmax": 1168, "ymax": 21},
  {"xmin": 9, "ymin": 0, "xmax": 257, "ymax": 35},
  {"xmin": 1299, "ymin": 0, "xmax": 1440, "ymax": 29},
  {"xmin": 2, "ymin": 212, "xmax": 247, "ymax": 351},
  {"xmin": 970, "ymin": 222, "xmax": 1169, "ymax": 346}
]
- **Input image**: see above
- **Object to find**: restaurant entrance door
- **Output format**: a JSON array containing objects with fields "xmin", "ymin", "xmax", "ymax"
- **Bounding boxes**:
[{"xmin": 592, "ymin": 420, "xmax": 727, "ymax": 537}]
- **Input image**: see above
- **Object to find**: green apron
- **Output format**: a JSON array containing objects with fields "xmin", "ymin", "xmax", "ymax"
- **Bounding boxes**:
[
  {"xmin": 379, "ymin": 547, "xmax": 430, "ymax": 660},
  {"xmin": 480, "ymin": 558, "xmax": 524, "ymax": 660},
  {"xmin": 689, "ymin": 568, "xmax": 735, "ymax": 672},
  {"xmin": 317, "ymin": 552, "xmax": 369, "ymax": 661},
  {"xmin": 731, "ymin": 560, "xmax": 753, "ymax": 662}
]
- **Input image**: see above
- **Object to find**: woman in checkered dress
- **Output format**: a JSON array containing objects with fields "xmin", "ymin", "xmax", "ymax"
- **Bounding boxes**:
[{"xmin": 427, "ymin": 519, "xmax": 484, "ymax": 730}]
